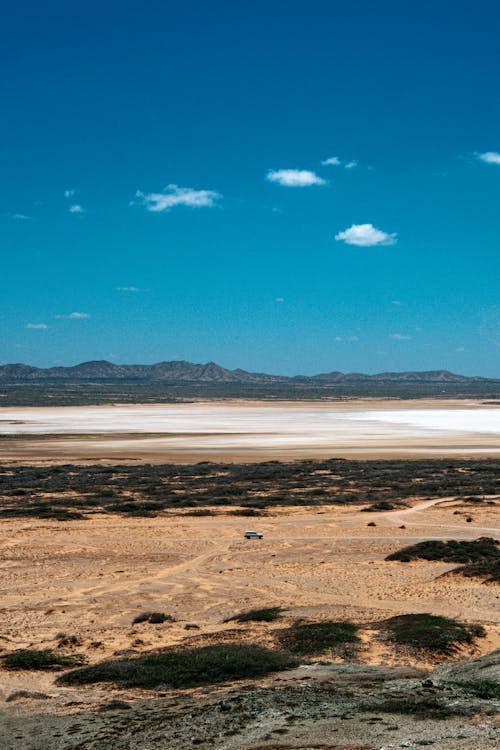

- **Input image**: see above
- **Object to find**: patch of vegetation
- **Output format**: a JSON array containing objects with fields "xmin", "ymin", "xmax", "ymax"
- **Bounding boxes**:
[
  {"xmin": 278, "ymin": 621, "xmax": 359, "ymax": 655},
  {"xmin": 362, "ymin": 500, "xmax": 397, "ymax": 511},
  {"xmin": 383, "ymin": 614, "xmax": 485, "ymax": 655},
  {"xmin": 387, "ymin": 537, "xmax": 499, "ymax": 564},
  {"xmin": 132, "ymin": 612, "xmax": 175, "ymax": 625},
  {"xmin": 449, "ymin": 679, "xmax": 500, "ymax": 699},
  {"xmin": 454, "ymin": 558, "xmax": 500, "ymax": 584},
  {"xmin": 1, "ymin": 649, "xmax": 86, "ymax": 671},
  {"xmin": 360, "ymin": 696, "xmax": 454, "ymax": 719},
  {"xmin": 0, "ymin": 459, "xmax": 498, "ymax": 519},
  {"xmin": 223, "ymin": 607, "xmax": 284, "ymax": 623},
  {"xmin": 57, "ymin": 644, "xmax": 297, "ymax": 689},
  {"xmin": 386, "ymin": 538, "xmax": 500, "ymax": 583}
]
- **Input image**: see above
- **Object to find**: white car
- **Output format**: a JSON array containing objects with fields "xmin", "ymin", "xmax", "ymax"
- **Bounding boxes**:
[{"xmin": 244, "ymin": 530, "xmax": 263, "ymax": 539}]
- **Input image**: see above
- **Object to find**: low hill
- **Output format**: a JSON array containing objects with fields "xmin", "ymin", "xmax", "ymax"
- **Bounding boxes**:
[{"xmin": 0, "ymin": 360, "xmax": 495, "ymax": 384}]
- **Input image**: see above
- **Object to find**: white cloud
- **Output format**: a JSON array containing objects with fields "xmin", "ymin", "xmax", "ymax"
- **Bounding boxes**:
[
  {"xmin": 275, "ymin": 297, "xmax": 284, "ymax": 303},
  {"xmin": 389, "ymin": 333, "xmax": 412, "ymax": 340},
  {"xmin": 455, "ymin": 346, "xmax": 465, "ymax": 352},
  {"xmin": 133, "ymin": 184, "xmax": 222, "ymax": 212},
  {"xmin": 321, "ymin": 156, "xmax": 341, "ymax": 166},
  {"xmin": 321, "ymin": 156, "xmax": 358, "ymax": 169},
  {"xmin": 69, "ymin": 204, "xmax": 85, "ymax": 214},
  {"xmin": 334, "ymin": 335, "xmax": 359, "ymax": 342},
  {"xmin": 266, "ymin": 169, "xmax": 326, "ymax": 187},
  {"xmin": 391, "ymin": 300, "xmax": 402, "ymax": 306},
  {"xmin": 116, "ymin": 286, "xmax": 149, "ymax": 293},
  {"xmin": 64, "ymin": 188, "xmax": 78, "ymax": 197},
  {"xmin": 26, "ymin": 323, "xmax": 48, "ymax": 330},
  {"xmin": 55, "ymin": 312, "xmax": 90, "ymax": 319},
  {"xmin": 12, "ymin": 213, "xmax": 31, "ymax": 220},
  {"xmin": 477, "ymin": 151, "xmax": 500, "ymax": 165},
  {"xmin": 335, "ymin": 223, "xmax": 397, "ymax": 247}
]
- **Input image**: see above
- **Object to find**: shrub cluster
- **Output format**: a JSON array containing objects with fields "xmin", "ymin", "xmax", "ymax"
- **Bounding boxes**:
[
  {"xmin": 383, "ymin": 614, "xmax": 485, "ymax": 655},
  {"xmin": 58, "ymin": 644, "xmax": 297, "ymax": 689},
  {"xmin": 1, "ymin": 649, "xmax": 86, "ymax": 670},
  {"xmin": 278, "ymin": 621, "xmax": 359, "ymax": 655}
]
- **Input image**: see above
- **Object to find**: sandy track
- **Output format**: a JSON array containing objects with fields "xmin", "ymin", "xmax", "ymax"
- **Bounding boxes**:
[{"xmin": 0, "ymin": 497, "xmax": 498, "ymax": 666}]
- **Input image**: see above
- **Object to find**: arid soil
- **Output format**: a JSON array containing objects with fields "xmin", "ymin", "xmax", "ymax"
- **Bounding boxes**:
[
  {"xmin": 1, "ymin": 399, "xmax": 499, "ymax": 464},
  {"xmin": 0, "ymin": 495, "xmax": 499, "ymax": 748}
]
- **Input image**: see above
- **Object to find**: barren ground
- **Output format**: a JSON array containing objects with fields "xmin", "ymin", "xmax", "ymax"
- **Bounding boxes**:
[
  {"xmin": 0, "ymin": 496, "xmax": 499, "ymax": 748},
  {"xmin": 0, "ymin": 399, "xmax": 499, "ymax": 464}
]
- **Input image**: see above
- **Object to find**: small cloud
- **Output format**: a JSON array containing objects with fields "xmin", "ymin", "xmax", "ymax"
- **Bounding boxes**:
[
  {"xmin": 69, "ymin": 204, "xmax": 85, "ymax": 214},
  {"xmin": 389, "ymin": 333, "xmax": 412, "ymax": 340},
  {"xmin": 275, "ymin": 297, "xmax": 284, "ymax": 303},
  {"xmin": 64, "ymin": 188, "xmax": 78, "ymax": 198},
  {"xmin": 12, "ymin": 213, "xmax": 31, "ymax": 220},
  {"xmin": 455, "ymin": 346, "xmax": 465, "ymax": 352},
  {"xmin": 55, "ymin": 312, "xmax": 90, "ymax": 319},
  {"xmin": 133, "ymin": 184, "xmax": 222, "ymax": 212},
  {"xmin": 391, "ymin": 300, "xmax": 402, "ymax": 306},
  {"xmin": 321, "ymin": 156, "xmax": 358, "ymax": 169},
  {"xmin": 116, "ymin": 286, "xmax": 150, "ymax": 293},
  {"xmin": 334, "ymin": 335, "xmax": 359, "ymax": 342},
  {"xmin": 476, "ymin": 151, "xmax": 500, "ymax": 165},
  {"xmin": 25, "ymin": 323, "xmax": 48, "ymax": 330},
  {"xmin": 266, "ymin": 169, "xmax": 326, "ymax": 187},
  {"xmin": 321, "ymin": 156, "xmax": 341, "ymax": 166},
  {"xmin": 335, "ymin": 223, "xmax": 397, "ymax": 247}
]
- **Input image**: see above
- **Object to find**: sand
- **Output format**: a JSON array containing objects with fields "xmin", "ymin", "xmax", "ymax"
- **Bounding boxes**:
[
  {"xmin": 0, "ymin": 399, "xmax": 499, "ymax": 463},
  {"xmin": 1, "ymin": 497, "xmax": 498, "ymax": 676},
  {"xmin": 0, "ymin": 400, "xmax": 499, "ymax": 748}
]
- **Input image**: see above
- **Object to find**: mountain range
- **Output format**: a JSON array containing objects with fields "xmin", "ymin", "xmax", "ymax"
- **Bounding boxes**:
[{"xmin": 0, "ymin": 360, "xmax": 495, "ymax": 383}]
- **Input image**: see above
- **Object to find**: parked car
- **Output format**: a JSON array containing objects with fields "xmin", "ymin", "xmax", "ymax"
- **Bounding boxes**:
[{"xmin": 244, "ymin": 530, "xmax": 263, "ymax": 539}]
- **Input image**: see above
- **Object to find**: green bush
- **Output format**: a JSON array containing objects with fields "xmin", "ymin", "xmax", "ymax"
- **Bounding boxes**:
[
  {"xmin": 450, "ymin": 679, "xmax": 500, "ymax": 699},
  {"xmin": 386, "ymin": 537, "xmax": 499, "ymax": 564},
  {"xmin": 386, "ymin": 538, "xmax": 500, "ymax": 583},
  {"xmin": 224, "ymin": 607, "xmax": 284, "ymax": 623},
  {"xmin": 384, "ymin": 614, "xmax": 485, "ymax": 654},
  {"xmin": 278, "ymin": 621, "xmax": 359, "ymax": 655},
  {"xmin": 58, "ymin": 644, "xmax": 297, "ymax": 689},
  {"xmin": 2, "ymin": 649, "xmax": 86, "ymax": 671}
]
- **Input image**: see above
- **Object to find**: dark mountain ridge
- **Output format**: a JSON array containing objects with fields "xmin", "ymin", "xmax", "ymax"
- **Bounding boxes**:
[{"xmin": 0, "ymin": 361, "xmax": 495, "ymax": 383}]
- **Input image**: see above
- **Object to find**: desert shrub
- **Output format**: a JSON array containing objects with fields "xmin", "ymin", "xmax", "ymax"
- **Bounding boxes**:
[
  {"xmin": 386, "ymin": 538, "xmax": 500, "ymax": 583},
  {"xmin": 454, "ymin": 558, "xmax": 500, "ymax": 584},
  {"xmin": 58, "ymin": 644, "xmax": 297, "ymax": 689},
  {"xmin": 132, "ymin": 612, "xmax": 175, "ymax": 625},
  {"xmin": 383, "ymin": 614, "xmax": 485, "ymax": 655},
  {"xmin": 386, "ymin": 538, "xmax": 500, "ymax": 564},
  {"xmin": 224, "ymin": 607, "xmax": 284, "ymax": 623},
  {"xmin": 449, "ymin": 679, "xmax": 500, "ymax": 699},
  {"xmin": 278, "ymin": 621, "xmax": 359, "ymax": 655},
  {"xmin": 360, "ymin": 696, "xmax": 453, "ymax": 719},
  {"xmin": 2, "ymin": 649, "xmax": 86, "ymax": 670},
  {"xmin": 362, "ymin": 501, "xmax": 396, "ymax": 512}
]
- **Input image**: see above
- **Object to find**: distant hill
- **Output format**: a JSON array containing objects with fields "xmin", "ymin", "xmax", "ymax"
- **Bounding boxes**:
[{"xmin": 0, "ymin": 360, "xmax": 495, "ymax": 384}]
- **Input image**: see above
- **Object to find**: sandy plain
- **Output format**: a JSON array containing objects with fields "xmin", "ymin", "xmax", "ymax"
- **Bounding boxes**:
[
  {"xmin": 0, "ymin": 399, "xmax": 499, "ymax": 748},
  {"xmin": 0, "ymin": 399, "xmax": 499, "ymax": 463},
  {"xmin": 0, "ymin": 496, "xmax": 499, "ymax": 748}
]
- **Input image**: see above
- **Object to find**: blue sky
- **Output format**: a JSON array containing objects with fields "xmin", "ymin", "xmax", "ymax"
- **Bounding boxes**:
[{"xmin": 1, "ymin": 0, "xmax": 499, "ymax": 376}]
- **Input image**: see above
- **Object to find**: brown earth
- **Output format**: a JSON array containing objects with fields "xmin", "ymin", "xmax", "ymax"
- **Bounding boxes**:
[{"xmin": 0, "ymin": 496, "xmax": 499, "ymax": 748}]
